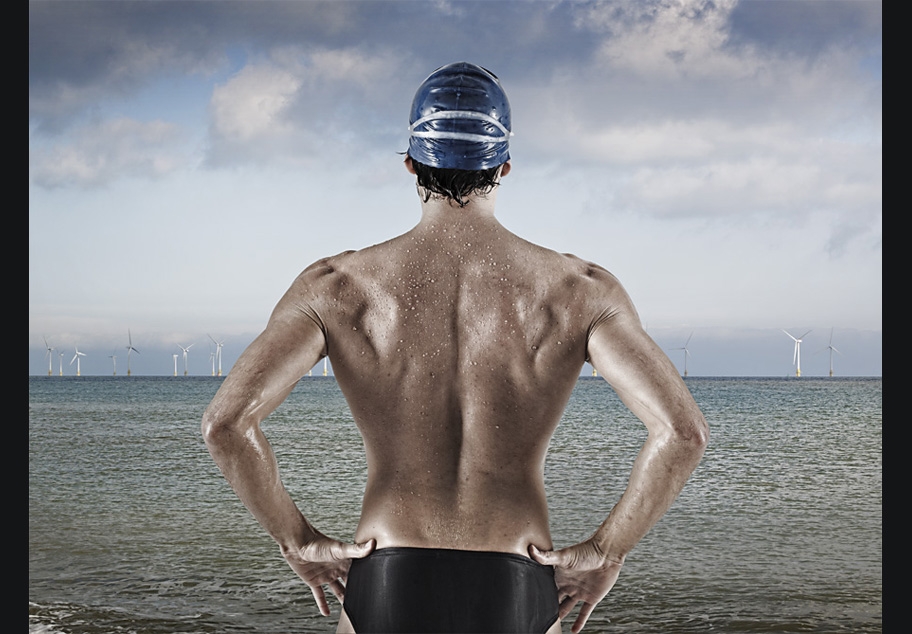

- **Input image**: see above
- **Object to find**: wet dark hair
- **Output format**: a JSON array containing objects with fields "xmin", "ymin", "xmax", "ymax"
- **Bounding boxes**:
[{"xmin": 409, "ymin": 157, "xmax": 502, "ymax": 208}]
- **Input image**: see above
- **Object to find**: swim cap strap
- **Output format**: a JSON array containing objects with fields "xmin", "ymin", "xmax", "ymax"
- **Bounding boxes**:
[{"xmin": 409, "ymin": 110, "xmax": 513, "ymax": 144}]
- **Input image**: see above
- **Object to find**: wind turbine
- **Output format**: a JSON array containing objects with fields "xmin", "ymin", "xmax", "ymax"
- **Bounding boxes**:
[
  {"xmin": 173, "ymin": 354, "xmax": 179, "ymax": 377},
  {"xmin": 43, "ymin": 337, "xmax": 55, "ymax": 376},
  {"xmin": 209, "ymin": 350, "xmax": 216, "ymax": 377},
  {"xmin": 178, "ymin": 344, "xmax": 193, "ymax": 376},
  {"xmin": 826, "ymin": 328, "xmax": 841, "ymax": 377},
  {"xmin": 783, "ymin": 329, "xmax": 811, "ymax": 377},
  {"xmin": 125, "ymin": 330, "xmax": 139, "ymax": 376},
  {"xmin": 672, "ymin": 332, "xmax": 694, "ymax": 377},
  {"xmin": 109, "ymin": 351, "xmax": 117, "ymax": 376},
  {"xmin": 70, "ymin": 347, "xmax": 86, "ymax": 376},
  {"xmin": 58, "ymin": 351, "xmax": 64, "ymax": 376},
  {"xmin": 208, "ymin": 334, "xmax": 224, "ymax": 376},
  {"xmin": 323, "ymin": 357, "xmax": 328, "ymax": 376}
]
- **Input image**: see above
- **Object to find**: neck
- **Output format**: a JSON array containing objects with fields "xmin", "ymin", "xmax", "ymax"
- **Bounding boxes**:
[{"xmin": 416, "ymin": 188, "xmax": 500, "ymax": 226}]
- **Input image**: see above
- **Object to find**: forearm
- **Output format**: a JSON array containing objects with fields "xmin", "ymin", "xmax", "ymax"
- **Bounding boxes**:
[
  {"xmin": 204, "ymin": 416, "xmax": 314, "ymax": 552},
  {"xmin": 593, "ymin": 426, "xmax": 706, "ymax": 562}
]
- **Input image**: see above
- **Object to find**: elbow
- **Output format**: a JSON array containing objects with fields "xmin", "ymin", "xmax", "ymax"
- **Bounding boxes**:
[
  {"xmin": 656, "ymin": 407, "xmax": 708, "ymax": 461},
  {"xmin": 676, "ymin": 412, "xmax": 709, "ymax": 457},
  {"xmin": 201, "ymin": 406, "xmax": 237, "ymax": 454},
  {"xmin": 200, "ymin": 409, "xmax": 220, "ymax": 450}
]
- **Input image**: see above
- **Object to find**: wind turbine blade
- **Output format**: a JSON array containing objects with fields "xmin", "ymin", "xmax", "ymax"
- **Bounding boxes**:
[
  {"xmin": 783, "ymin": 329, "xmax": 798, "ymax": 342},
  {"xmin": 799, "ymin": 330, "xmax": 812, "ymax": 339}
]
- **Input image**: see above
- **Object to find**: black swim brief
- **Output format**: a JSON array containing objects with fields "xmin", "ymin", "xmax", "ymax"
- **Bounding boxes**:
[{"xmin": 343, "ymin": 547, "xmax": 560, "ymax": 633}]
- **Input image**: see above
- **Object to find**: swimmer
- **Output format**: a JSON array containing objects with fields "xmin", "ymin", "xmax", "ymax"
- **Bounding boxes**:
[{"xmin": 202, "ymin": 61, "xmax": 708, "ymax": 633}]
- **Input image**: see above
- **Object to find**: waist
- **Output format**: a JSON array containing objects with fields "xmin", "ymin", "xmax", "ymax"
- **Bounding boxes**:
[
  {"xmin": 355, "ymin": 486, "xmax": 553, "ymax": 555},
  {"xmin": 355, "ymin": 546, "xmax": 548, "ymax": 567}
]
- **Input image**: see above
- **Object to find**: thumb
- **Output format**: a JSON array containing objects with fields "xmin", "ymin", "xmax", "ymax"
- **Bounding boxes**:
[
  {"xmin": 345, "ymin": 538, "xmax": 376, "ymax": 560},
  {"xmin": 528, "ymin": 544, "xmax": 560, "ymax": 566}
]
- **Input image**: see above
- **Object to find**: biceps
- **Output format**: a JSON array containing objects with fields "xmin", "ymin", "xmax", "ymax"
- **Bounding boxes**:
[
  {"xmin": 207, "ymin": 315, "xmax": 326, "ymax": 427},
  {"xmin": 587, "ymin": 320, "xmax": 693, "ymax": 430}
]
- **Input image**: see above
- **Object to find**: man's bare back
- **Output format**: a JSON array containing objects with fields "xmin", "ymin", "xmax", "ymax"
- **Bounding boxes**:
[
  {"xmin": 297, "ymin": 199, "xmax": 622, "ymax": 557},
  {"xmin": 203, "ymin": 62, "xmax": 707, "ymax": 633}
]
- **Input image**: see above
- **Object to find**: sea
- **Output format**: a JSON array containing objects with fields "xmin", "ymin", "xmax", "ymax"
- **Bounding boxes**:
[{"xmin": 29, "ymin": 376, "xmax": 882, "ymax": 634}]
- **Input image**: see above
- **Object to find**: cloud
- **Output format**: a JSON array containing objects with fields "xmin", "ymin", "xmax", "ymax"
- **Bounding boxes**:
[
  {"xmin": 209, "ymin": 62, "xmax": 303, "ymax": 142},
  {"xmin": 204, "ymin": 46, "xmax": 407, "ymax": 167},
  {"xmin": 30, "ymin": 117, "xmax": 187, "ymax": 189},
  {"xmin": 578, "ymin": 0, "xmax": 754, "ymax": 79},
  {"xmin": 29, "ymin": 1, "xmax": 227, "ymax": 133}
]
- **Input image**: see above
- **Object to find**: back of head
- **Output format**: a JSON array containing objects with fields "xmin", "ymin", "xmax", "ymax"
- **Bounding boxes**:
[{"xmin": 408, "ymin": 62, "xmax": 512, "ymax": 172}]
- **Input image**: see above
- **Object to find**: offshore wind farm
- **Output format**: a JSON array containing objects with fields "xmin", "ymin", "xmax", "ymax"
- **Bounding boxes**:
[{"xmin": 30, "ymin": 325, "xmax": 881, "ymax": 378}]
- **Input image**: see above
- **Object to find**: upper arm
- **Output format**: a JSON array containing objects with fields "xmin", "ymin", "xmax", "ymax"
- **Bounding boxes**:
[
  {"xmin": 586, "ymin": 283, "xmax": 706, "ymax": 440},
  {"xmin": 202, "ymin": 273, "xmax": 328, "ymax": 437}
]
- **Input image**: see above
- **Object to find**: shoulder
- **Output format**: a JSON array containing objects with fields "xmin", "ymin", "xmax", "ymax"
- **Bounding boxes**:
[
  {"xmin": 289, "ymin": 249, "xmax": 364, "ymax": 293},
  {"xmin": 549, "ymin": 251, "xmax": 626, "ymax": 300},
  {"xmin": 548, "ymin": 252, "xmax": 641, "ymax": 336},
  {"xmin": 280, "ymin": 244, "xmax": 394, "ymax": 317}
]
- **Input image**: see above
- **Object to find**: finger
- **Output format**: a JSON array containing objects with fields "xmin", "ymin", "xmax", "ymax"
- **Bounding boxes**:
[
  {"xmin": 571, "ymin": 602, "xmax": 596, "ymax": 634},
  {"xmin": 310, "ymin": 585, "xmax": 331, "ymax": 617},
  {"xmin": 329, "ymin": 578, "xmax": 346, "ymax": 603},
  {"xmin": 558, "ymin": 595, "xmax": 578, "ymax": 621}
]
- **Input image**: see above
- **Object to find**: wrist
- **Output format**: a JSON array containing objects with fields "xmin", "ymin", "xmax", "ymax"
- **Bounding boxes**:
[
  {"xmin": 590, "ymin": 535, "xmax": 627, "ymax": 567},
  {"xmin": 278, "ymin": 514, "xmax": 319, "ymax": 556}
]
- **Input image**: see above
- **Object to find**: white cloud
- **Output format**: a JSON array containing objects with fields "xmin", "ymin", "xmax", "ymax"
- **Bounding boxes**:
[
  {"xmin": 579, "ymin": 0, "xmax": 752, "ymax": 79},
  {"xmin": 204, "ymin": 46, "xmax": 405, "ymax": 166},
  {"xmin": 29, "ymin": 118, "xmax": 186, "ymax": 189},
  {"xmin": 209, "ymin": 62, "xmax": 303, "ymax": 142}
]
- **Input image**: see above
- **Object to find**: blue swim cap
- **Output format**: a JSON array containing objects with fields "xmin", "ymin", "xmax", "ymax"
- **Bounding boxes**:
[{"xmin": 408, "ymin": 62, "xmax": 512, "ymax": 171}]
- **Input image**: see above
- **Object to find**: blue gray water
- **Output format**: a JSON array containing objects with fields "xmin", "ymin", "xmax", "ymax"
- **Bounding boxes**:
[{"xmin": 29, "ymin": 376, "xmax": 881, "ymax": 633}]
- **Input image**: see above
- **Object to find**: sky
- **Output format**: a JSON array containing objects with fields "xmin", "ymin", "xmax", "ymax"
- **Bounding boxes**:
[{"xmin": 29, "ymin": 0, "xmax": 882, "ymax": 377}]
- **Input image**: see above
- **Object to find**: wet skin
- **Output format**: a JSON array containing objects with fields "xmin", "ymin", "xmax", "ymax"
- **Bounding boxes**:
[{"xmin": 203, "ymin": 160, "xmax": 708, "ymax": 633}]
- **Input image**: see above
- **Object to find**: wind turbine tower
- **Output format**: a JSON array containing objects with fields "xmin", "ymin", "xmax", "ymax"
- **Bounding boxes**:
[
  {"xmin": 109, "ymin": 352, "xmax": 117, "ymax": 376},
  {"xmin": 44, "ymin": 337, "xmax": 55, "ymax": 376},
  {"xmin": 125, "ymin": 330, "xmax": 140, "ymax": 376},
  {"xmin": 70, "ymin": 347, "xmax": 86, "ymax": 376},
  {"xmin": 672, "ymin": 332, "xmax": 694, "ymax": 377},
  {"xmin": 173, "ymin": 354, "xmax": 179, "ymax": 377},
  {"xmin": 783, "ymin": 329, "xmax": 811, "ymax": 377},
  {"xmin": 208, "ymin": 335, "xmax": 224, "ymax": 376},
  {"xmin": 323, "ymin": 357, "xmax": 328, "ymax": 377},
  {"xmin": 178, "ymin": 344, "xmax": 193, "ymax": 376},
  {"xmin": 826, "ymin": 328, "xmax": 841, "ymax": 377},
  {"xmin": 58, "ymin": 352, "xmax": 64, "ymax": 376}
]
